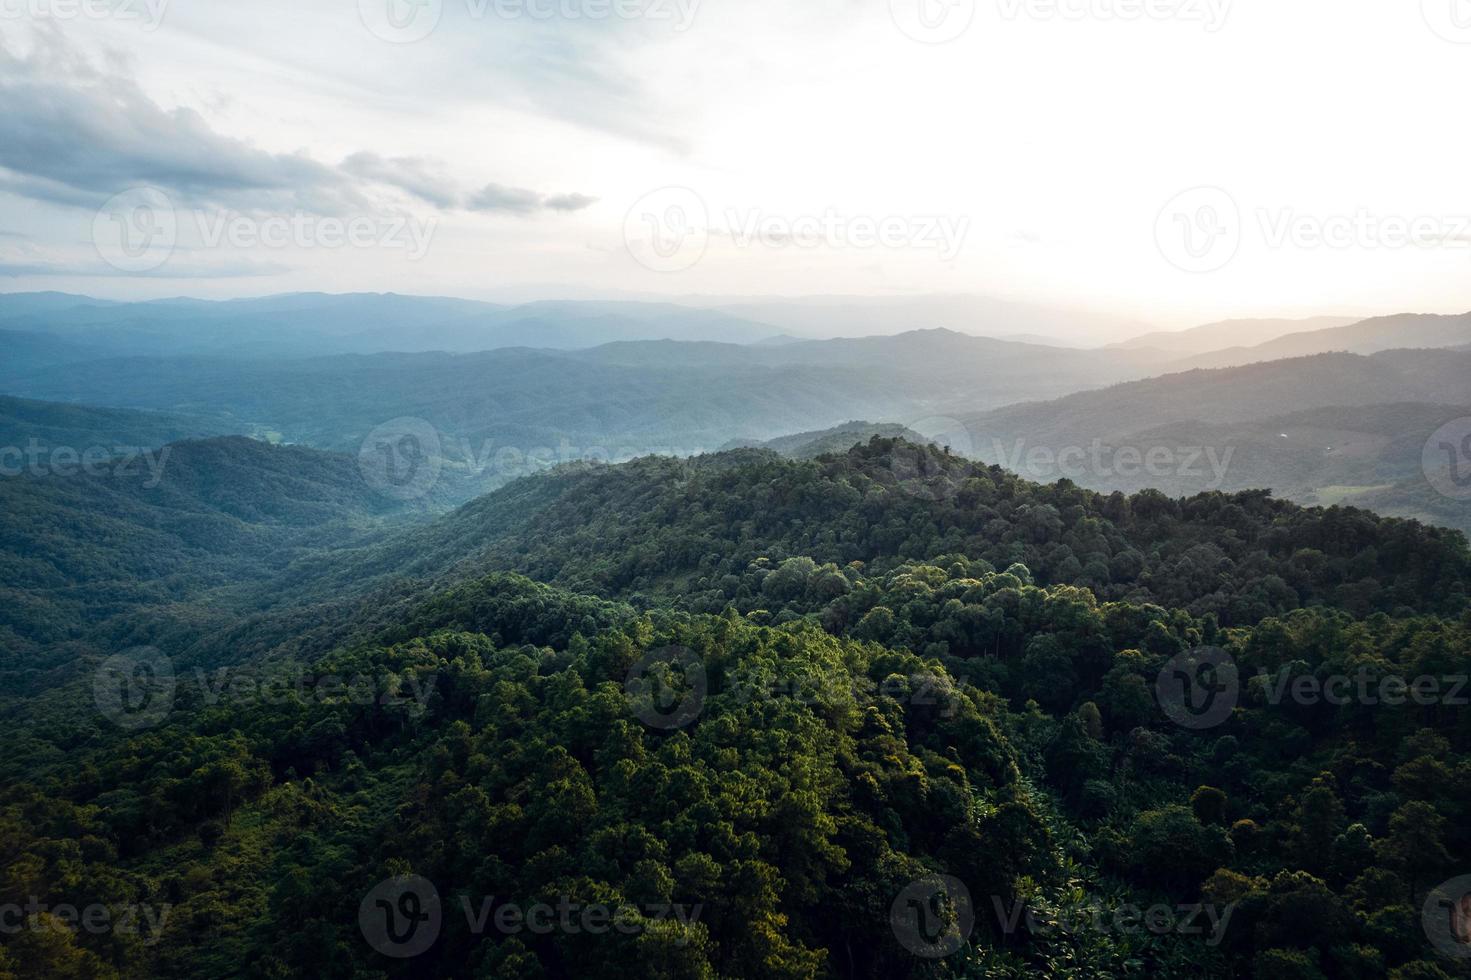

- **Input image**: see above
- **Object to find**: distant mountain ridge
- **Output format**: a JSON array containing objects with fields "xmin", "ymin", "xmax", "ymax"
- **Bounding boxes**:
[
  {"xmin": 1109, "ymin": 316, "xmax": 1359, "ymax": 354},
  {"xmin": 0, "ymin": 292, "xmax": 788, "ymax": 358},
  {"xmin": 0, "ymin": 395, "xmax": 236, "ymax": 450},
  {"xmin": 960, "ymin": 350, "xmax": 1471, "ymax": 533},
  {"xmin": 1173, "ymin": 311, "xmax": 1471, "ymax": 369},
  {"xmin": 0, "ymin": 330, "xmax": 1171, "ymax": 499},
  {"xmin": 967, "ymin": 349, "xmax": 1471, "ymax": 442},
  {"xmin": 718, "ymin": 421, "xmax": 929, "ymax": 457}
]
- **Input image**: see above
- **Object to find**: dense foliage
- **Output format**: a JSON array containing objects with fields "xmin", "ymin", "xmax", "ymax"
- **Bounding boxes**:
[
  {"xmin": 387, "ymin": 439, "xmax": 1470, "ymax": 625},
  {"xmin": 2, "ymin": 437, "xmax": 1469, "ymax": 978}
]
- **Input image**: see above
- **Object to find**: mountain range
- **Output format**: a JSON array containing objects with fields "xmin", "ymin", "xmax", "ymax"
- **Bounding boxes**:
[
  {"xmin": 3, "ymin": 290, "xmax": 1471, "ymax": 977},
  {"xmin": 3, "ymin": 292, "xmax": 1468, "ymax": 535}
]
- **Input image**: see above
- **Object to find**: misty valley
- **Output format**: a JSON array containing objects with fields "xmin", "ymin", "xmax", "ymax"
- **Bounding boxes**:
[
  {"xmin": 4, "ymin": 5, "xmax": 1471, "ymax": 978},
  {"xmin": 1, "ymin": 292, "xmax": 1469, "ymax": 979}
]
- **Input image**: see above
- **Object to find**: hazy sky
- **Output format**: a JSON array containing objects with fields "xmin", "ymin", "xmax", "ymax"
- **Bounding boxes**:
[{"xmin": 2, "ymin": 0, "xmax": 1469, "ymax": 329}]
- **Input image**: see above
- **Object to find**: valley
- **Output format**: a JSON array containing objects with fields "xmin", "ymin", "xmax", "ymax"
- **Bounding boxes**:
[{"xmin": 2, "ymin": 292, "xmax": 1469, "ymax": 978}]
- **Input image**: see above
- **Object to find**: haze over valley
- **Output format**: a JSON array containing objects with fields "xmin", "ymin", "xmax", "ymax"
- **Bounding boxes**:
[{"xmin": 5, "ymin": 5, "xmax": 1471, "ymax": 978}]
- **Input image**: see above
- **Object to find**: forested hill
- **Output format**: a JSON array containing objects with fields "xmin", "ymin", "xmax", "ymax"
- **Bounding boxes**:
[
  {"xmin": 338, "ymin": 437, "xmax": 1470, "ymax": 627},
  {"xmin": 6, "ymin": 433, "xmax": 1465, "ymax": 704},
  {"xmin": 0, "ymin": 395, "xmax": 235, "ymax": 452},
  {"xmin": 3, "ymin": 436, "xmax": 1470, "ymax": 977},
  {"xmin": 0, "ymin": 437, "xmax": 432, "ymax": 689}
]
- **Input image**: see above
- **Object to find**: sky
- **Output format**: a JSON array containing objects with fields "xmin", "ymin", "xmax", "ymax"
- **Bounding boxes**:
[{"xmin": 1, "ymin": 0, "xmax": 1470, "ymax": 331}]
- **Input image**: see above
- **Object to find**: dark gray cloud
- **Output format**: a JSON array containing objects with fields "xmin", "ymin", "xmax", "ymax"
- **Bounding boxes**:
[
  {"xmin": 0, "ymin": 33, "xmax": 596, "ymax": 219},
  {"xmin": 0, "ymin": 33, "xmax": 356, "ymax": 213}
]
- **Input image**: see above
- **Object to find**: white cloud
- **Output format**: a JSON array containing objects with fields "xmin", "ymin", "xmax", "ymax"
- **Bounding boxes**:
[{"xmin": 1, "ymin": 4, "xmax": 1468, "ymax": 327}]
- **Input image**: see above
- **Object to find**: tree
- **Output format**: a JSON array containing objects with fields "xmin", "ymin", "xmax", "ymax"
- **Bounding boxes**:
[{"xmin": 1191, "ymin": 786, "xmax": 1229, "ymax": 826}]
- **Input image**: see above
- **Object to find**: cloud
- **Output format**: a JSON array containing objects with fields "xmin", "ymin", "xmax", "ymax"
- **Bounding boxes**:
[
  {"xmin": 340, "ymin": 153, "xmax": 461, "ymax": 210},
  {"xmin": 544, "ymin": 193, "xmax": 599, "ymax": 213},
  {"xmin": 467, "ymin": 184, "xmax": 596, "ymax": 215},
  {"xmin": 0, "ymin": 32, "xmax": 357, "ymax": 214},
  {"xmin": 467, "ymin": 182, "xmax": 546, "ymax": 214},
  {"xmin": 0, "ymin": 32, "xmax": 596, "ymax": 220}
]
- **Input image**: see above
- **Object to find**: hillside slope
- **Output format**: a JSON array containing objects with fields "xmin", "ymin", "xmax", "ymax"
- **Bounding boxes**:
[
  {"xmin": 0, "ymin": 438, "xmax": 1467, "ymax": 979},
  {"xmin": 0, "ymin": 437, "xmax": 428, "ymax": 686},
  {"xmin": 960, "ymin": 353, "xmax": 1471, "ymax": 532}
]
